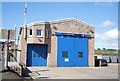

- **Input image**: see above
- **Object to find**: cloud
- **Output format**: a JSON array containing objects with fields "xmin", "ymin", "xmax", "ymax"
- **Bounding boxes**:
[
  {"xmin": 103, "ymin": 29, "xmax": 118, "ymax": 40},
  {"xmin": 0, "ymin": 27, "xmax": 3, "ymax": 29},
  {"xmin": 112, "ymin": 43, "xmax": 117, "ymax": 47},
  {"xmin": 95, "ymin": 33, "xmax": 101, "ymax": 40},
  {"xmin": 95, "ymin": 42, "xmax": 118, "ymax": 49},
  {"xmin": 99, "ymin": 20, "xmax": 115, "ymax": 27},
  {"xmin": 94, "ymin": 2, "xmax": 113, "ymax": 6},
  {"xmin": 95, "ymin": 28, "xmax": 118, "ymax": 40},
  {"xmin": 95, "ymin": 28, "xmax": 118, "ymax": 49}
]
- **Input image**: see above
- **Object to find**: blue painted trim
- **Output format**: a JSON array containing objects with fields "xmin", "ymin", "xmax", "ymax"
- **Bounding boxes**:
[{"xmin": 55, "ymin": 32, "xmax": 91, "ymax": 38}]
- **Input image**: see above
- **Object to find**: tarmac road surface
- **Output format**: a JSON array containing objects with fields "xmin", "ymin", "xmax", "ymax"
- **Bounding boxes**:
[{"xmin": 26, "ymin": 63, "xmax": 118, "ymax": 79}]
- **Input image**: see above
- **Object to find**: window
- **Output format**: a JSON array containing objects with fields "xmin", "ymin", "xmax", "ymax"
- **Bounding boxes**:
[
  {"xmin": 45, "ymin": 30, "xmax": 49, "ymax": 38},
  {"xmin": 62, "ymin": 51, "xmax": 68, "ymax": 58},
  {"xmin": 38, "ymin": 54, "xmax": 40, "ymax": 57},
  {"xmin": 34, "ymin": 53, "xmax": 36, "ymax": 57},
  {"xmin": 36, "ymin": 29, "xmax": 43, "ymax": 37},
  {"xmin": 28, "ymin": 29, "xmax": 32, "ymax": 37},
  {"xmin": 78, "ymin": 52, "xmax": 83, "ymax": 58},
  {"xmin": 29, "ymin": 29, "xmax": 32, "ymax": 35}
]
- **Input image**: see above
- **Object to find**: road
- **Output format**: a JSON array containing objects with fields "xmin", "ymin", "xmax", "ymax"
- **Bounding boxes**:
[
  {"xmin": 25, "ymin": 63, "xmax": 118, "ymax": 79},
  {"xmin": 0, "ymin": 61, "xmax": 118, "ymax": 80}
]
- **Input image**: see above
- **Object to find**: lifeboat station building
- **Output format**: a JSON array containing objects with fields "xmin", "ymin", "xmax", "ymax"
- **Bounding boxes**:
[{"xmin": 18, "ymin": 18, "xmax": 94, "ymax": 67}]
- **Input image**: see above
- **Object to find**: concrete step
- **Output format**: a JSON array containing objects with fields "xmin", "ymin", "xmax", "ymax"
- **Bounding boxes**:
[
  {"xmin": 28, "ymin": 71, "xmax": 41, "ymax": 76},
  {"xmin": 23, "ymin": 76, "xmax": 33, "ymax": 79}
]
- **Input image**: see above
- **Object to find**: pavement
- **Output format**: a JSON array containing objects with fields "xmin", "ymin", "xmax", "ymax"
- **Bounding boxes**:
[
  {"xmin": 25, "ymin": 63, "xmax": 118, "ymax": 79},
  {"xmin": 2, "ymin": 70, "xmax": 23, "ymax": 79}
]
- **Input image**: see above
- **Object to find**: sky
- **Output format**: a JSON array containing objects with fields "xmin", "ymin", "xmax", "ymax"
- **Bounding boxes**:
[{"xmin": 0, "ymin": 2, "xmax": 118, "ymax": 49}]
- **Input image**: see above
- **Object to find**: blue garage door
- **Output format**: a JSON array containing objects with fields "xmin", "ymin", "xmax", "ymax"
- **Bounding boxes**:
[
  {"xmin": 27, "ymin": 44, "xmax": 48, "ymax": 66},
  {"xmin": 57, "ymin": 36, "xmax": 88, "ymax": 67}
]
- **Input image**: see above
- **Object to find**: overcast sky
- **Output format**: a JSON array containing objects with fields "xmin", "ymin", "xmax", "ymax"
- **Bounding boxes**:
[{"xmin": 0, "ymin": 2, "xmax": 118, "ymax": 49}]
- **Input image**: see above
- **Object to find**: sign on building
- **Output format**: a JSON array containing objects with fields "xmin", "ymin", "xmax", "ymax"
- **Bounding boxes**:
[{"xmin": 0, "ymin": 29, "xmax": 16, "ymax": 40}]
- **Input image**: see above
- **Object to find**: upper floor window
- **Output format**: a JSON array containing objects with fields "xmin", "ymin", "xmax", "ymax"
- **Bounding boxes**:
[
  {"xmin": 45, "ymin": 30, "xmax": 49, "ymax": 38},
  {"xmin": 36, "ymin": 29, "xmax": 43, "ymax": 37},
  {"xmin": 30, "ymin": 29, "xmax": 32, "ymax": 35},
  {"xmin": 29, "ymin": 29, "xmax": 32, "ymax": 37}
]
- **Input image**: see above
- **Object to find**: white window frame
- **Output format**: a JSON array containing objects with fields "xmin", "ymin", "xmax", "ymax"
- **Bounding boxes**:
[
  {"xmin": 29, "ymin": 29, "xmax": 32, "ymax": 37},
  {"xmin": 36, "ymin": 29, "xmax": 43, "ymax": 37}
]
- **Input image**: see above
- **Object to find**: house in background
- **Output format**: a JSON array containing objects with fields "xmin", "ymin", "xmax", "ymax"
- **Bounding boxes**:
[
  {"xmin": 18, "ymin": 18, "xmax": 94, "ymax": 67},
  {"xmin": 95, "ymin": 48, "xmax": 119, "ymax": 63},
  {"xmin": 102, "ymin": 55, "xmax": 119, "ymax": 63}
]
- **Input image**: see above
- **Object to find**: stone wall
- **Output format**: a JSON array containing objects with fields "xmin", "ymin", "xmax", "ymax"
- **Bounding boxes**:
[
  {"xmin": 18, "ymin": 28, "xmax": 27, "ymax": 65},
  {"xmin": 88, "ymin": 38, "xmax": 94, "ymax": 67},
  {"xmin": 47, "ymin": 36, "xmax": 57, "ymax": 67}
]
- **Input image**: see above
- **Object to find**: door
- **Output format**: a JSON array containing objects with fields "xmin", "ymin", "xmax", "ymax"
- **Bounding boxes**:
[
  {"xmin": 73, "ymin": 37, "xmax": 88, "ymax": 67},
  {"xmin": 27, "ymin": 44, "xmax": 48, "ymax": 66},
  {"xmin": 57, "ymin": 36, "xmax": 88, "ymax": 67},
  {"xmin": 57, "ymin": 36, "xmax": 74, "ymax": 67}
]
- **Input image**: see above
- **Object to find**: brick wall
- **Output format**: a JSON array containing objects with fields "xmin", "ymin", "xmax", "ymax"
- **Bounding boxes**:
[
  {"xmin": 18, "ymin": 19, "xmax": 94, "ymax": 67},
  {"xmin": 50, "ymin": 20, "xmax": 94, "ymax": 67},
  {"xmin": 18, "ymin": 28, "xmax": 27, "ymax": 65}
]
